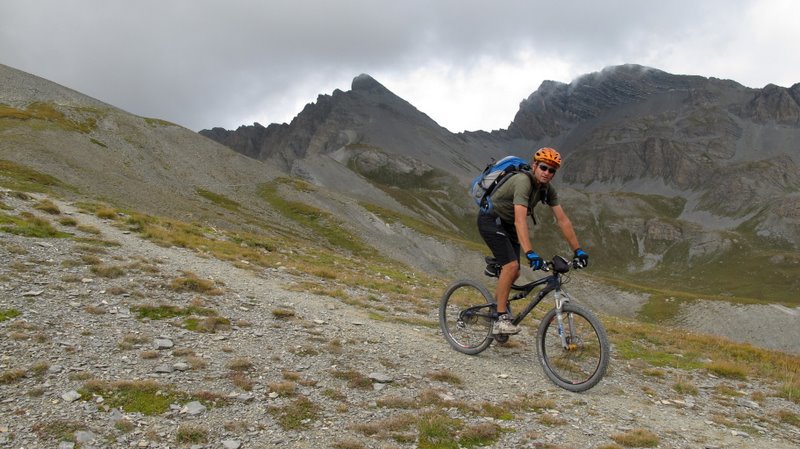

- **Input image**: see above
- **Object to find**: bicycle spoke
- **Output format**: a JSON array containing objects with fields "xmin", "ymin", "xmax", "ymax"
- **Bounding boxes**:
[
  {"xmin": 439, "ymin": 280, "xmax": 494, "ymax": 354},
  {"xmin": 537, "ymin": 304, "xmax": 608, "ymax": 391}
]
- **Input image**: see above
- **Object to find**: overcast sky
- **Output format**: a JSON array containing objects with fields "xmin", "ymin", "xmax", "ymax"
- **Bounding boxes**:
[{"xmin": 1, "ymin": 0, "xmax": 798, "ymax": 133}]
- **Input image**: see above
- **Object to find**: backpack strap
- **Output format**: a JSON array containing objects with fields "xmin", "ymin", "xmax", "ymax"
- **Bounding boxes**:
[
  {"xmin": 480, "ymin": 167, "xmax": 518, "ymax": 213},
  {"xmin": 482, "ymin": 170, "xmax": 534, "ymax": 215},
  {"xmin": 523, "ymin": 171, "xmax": 539, "ymax": 225}
]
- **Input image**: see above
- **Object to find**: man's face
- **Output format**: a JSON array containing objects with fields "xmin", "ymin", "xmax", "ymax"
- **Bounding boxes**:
[{"xmin": 534, "ymin": 162, "xmax": 557, "ymax": 184}]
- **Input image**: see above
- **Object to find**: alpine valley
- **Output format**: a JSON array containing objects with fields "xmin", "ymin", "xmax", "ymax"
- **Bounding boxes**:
[
  {"xmin": 200, "ymin": 64, "xmax": 800, "ymax": 306},
  {"xmin": 2, "ymin": 62, "xmax": 799, "ymax": 352}
]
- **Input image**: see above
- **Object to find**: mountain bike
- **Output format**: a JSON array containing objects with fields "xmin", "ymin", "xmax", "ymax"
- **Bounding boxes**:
[{"xmin": 438, "ymin": 255, "xmax": 609, "ymax": 392}]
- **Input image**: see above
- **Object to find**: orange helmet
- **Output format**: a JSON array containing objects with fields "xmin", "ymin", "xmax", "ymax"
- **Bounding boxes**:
[{"xmin": 533, "ymin": 147, "xmax": 562, "ymax": 168}]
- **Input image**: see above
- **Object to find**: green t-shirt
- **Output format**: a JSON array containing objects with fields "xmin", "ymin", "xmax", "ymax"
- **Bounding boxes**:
[{"xmin": 489, "ymin": 172, "xmax": 559, "ymax": 223}]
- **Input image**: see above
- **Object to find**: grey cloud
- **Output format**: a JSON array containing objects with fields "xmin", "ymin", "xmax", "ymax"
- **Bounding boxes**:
[{"xmin": 0, "ymin": 0, "xmax": 784, "ymax": 131}]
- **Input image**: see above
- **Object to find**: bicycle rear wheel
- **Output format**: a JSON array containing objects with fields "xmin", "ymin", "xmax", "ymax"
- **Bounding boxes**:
[
  {"xmin": 536, "ymin": 303, "xmax": 609, "ymax": 392},
  {"xmin": 439, "ymin": 279, "xmax": 494, "ymax": 355}
]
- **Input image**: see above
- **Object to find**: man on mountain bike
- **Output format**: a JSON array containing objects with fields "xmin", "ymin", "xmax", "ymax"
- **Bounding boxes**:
[{"xmin": 477, "ymin": 147, "xmax": 588, "ymax": 335}]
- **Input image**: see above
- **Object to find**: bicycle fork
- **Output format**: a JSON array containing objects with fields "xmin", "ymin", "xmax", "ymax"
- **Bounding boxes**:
[{"xmin": 554, "ymin": 289, "xmax": 578, "ymax": 351}]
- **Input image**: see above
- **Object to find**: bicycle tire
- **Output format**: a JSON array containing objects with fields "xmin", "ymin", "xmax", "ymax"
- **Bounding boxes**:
[
  {"xmin": 439, "ymin": 279, "xmax": 495, "ymax": 355},
  {"xmin": 536, "ymin": 302, "xmax": 609, "ymax": 392}
]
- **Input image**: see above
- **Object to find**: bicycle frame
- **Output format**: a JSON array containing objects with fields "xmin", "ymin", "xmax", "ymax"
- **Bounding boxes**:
[
  {"xmin": 458, "ymin": 272, "xmax": 561, "ymax": 323},
  {"xmin": 509, "ymin": 271, "xmax": 579, "ymax": 350},
  {"xmin": 507, "ymin": 271, "xmax": 563, "ymax": 327}
]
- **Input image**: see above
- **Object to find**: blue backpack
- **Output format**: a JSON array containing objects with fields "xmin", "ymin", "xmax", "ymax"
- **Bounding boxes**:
[{"xmin": 469, "ymin": 156, "xmax": 532, "ymax": 213}]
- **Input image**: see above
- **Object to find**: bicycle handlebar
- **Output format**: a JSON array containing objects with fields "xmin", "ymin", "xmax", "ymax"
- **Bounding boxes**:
[
  {"xmin": 539, "ymin": 255, "xmax": 585, "ymax": 273},
  {"xmin": 483, "ymin": 254, "xmax": 585, "ymax": 279}
]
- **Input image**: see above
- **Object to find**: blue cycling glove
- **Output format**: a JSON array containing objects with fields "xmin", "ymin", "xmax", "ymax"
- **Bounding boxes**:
[
  {"xmin": 526, "ymin": 250, "xmax": 543, "ymax": 270},
  {"xmin": 574, "ymin": 248, "xmax": 589, "ymax": 268}
]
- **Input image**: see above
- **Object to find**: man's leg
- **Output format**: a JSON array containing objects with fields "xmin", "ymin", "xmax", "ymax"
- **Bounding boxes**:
[
  {"xmin": 494, "ymin": 260, "xmax": 520, "ymax": 314},
  {"xmin": 493, "ymin": 260, "xmax": 521, "ymax": 335},
  {"xmin": 477, "ymin": 213, "xmax": 521, "ymax": 334}
]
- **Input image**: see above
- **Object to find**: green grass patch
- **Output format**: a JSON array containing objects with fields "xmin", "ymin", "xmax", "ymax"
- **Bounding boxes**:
[
  {"xmin": 706, "ymin": 360, "xmax": 748, "ymax": 380},
  {"xmin": 0, "ymin": 159, "xmax": 67, "ymax": 193},
  {"xmin": 672, "ymin": 377, "xmax": 699, "ymax": 395},
  {"xmin": 480, "ymin": 402, "xmax": 515, "ymax": 420},
  {"xmin": 183, "ymin": 316, "xmax": 231, "ymax": 333},
  {"xmin": 72, "ymin": 236, "xmax": 121, "ymax": 247},
  {"xmin": 636, "ymin": 295, "xmax": 686, "ymax": 322},
  {"xmin": 143, "ymin": 117, "xmax": 178, "ymax": 127},
  {"xmin": 614, "ymin": 339, "xmax": 705, "ymax": 370},
  {"xmin": 607, "ymin": 317, "xmax": 800, "ymax": 388},
  {"xmin": 268, "ymin": 396, "xmax": 320, "ymax": 430},
  {"xmin": 124, "ymin": 212, "xmax": 283, "ymax": 268},
  {"xmin": 80, "ymin": 379, "xmax": 224, "ymax": 415},
  {"xmin": 361, "ymin": 201, "xmax": 483, "ymax": 252},
  {"xmin": 346, "ymin": 148, "xmax": 448, "ymax": 190},
  {"xmin": 0, "ymin": 102, "xmax": 99, "ymax": 134},
  {"xmin": 0, "ymin": 211, "xmax": 71, "ymax": 238},
  {"xmin": 258, "ymin": 179, "xmax": 375, "ymax": 256},
  {"xmin": 131, "ymin": 303, "xmax": 215, "ymax": 319},
  {"xmin": 344, "ymin": 148, "xmax": 475, "ymax": 238},
  {"xmin": 33, "ymin": 199, "xmax": 60, "ymax": 214},
  {"xmin": 130, "ymin": 303, "xmax": 228, "ymax": 333},
  {"xmin": 196, "ymin": 188, "xmax": 240, "ymax": 211},
  {"xmin": 80, "ymin": 380, "xmax": 175, "ymax": 415},
  {"xmin": 777, "ymin": 380, "xmax": 800, "ymax": 405},
  {"xmin": 131, "ymin": 304, "xmax": 187, "ymax": 320},
  {"xmin": 0, "ymin": 308, "xmax": 21, "ymax": 322},
  {"xmin": 417, "ymin": 411, "xmax": 462, "ymax": 449}
]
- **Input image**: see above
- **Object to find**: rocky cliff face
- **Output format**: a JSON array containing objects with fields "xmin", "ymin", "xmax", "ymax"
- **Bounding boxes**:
[
  {"xmin": 506, "ymin": 65, "xmax": 713, "ymax": 140},
  {"xmin": 742, "ymin": 83, "xmax": 800, "ymax": 125}
]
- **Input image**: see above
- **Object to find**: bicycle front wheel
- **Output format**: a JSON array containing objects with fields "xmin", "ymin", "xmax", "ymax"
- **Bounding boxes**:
[
  {"xmin": 439, "ymin": 279, "xmax": 495, "ymax": 355},
  {"xmin": 536, "ymin": 303, "xmax": 609, "ymax": 392}
]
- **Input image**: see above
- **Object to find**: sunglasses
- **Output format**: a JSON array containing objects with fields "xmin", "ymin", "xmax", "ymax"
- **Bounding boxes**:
[{"xmin": 538, "ymin": 164, "xmax": 557, "ymax": 174}]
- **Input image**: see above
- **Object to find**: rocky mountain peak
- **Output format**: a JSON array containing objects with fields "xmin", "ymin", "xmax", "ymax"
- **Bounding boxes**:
[
  {"xmin": 743, "ymin": 83, "xmax": 800, "ymax": 124},
  {"xmin": 351, "ymin": 73, "xmax": 388, "ymax": 93},
  {"xmin": 508, "ymin": 64, "xmax": 710, "ymax": 140}
]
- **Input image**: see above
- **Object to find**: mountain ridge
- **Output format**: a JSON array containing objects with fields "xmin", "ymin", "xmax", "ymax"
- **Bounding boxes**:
[{"xmin": 200, "ymin": 64, "xmax": 800, "ymax": 303}]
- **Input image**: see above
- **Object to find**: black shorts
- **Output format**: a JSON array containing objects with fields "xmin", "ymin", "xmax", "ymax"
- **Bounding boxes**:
[{"xmin": 477, "ymin": 213, "xmax": 520, "ymax": 266}]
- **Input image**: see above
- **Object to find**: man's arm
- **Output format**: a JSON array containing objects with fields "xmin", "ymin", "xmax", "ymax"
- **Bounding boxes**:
[
  {"xmin": 513, "ymin": 204, "xmax": 533, "ymax": 254},
  {"xmin": 551, "ymin": 204, "xmax": 580, "ymax": 251}
]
